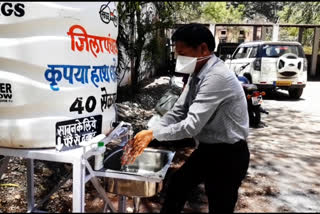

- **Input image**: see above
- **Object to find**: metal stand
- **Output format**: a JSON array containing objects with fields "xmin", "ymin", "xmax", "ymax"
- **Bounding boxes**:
[
  {"xmin": 0, "ymin": 147, "xmax": 87, "ymax": 212},
  {"xmin": 118, "ymin": 196, "xmax": 127, "ymax": 213},
  {"xmin": 0, "ymin": 122, "xmax": 171, "ymax": 213},
  {"xmin": 0, "ymin": 146, "xmax": 117, "ymax": 213},
  {"xmin": 116, "ymin": 196, "xmax": 140, "ymax": 213},
  {"xmin": 133, "ymin": 197, "xmax": 141, "ymax": 213}
]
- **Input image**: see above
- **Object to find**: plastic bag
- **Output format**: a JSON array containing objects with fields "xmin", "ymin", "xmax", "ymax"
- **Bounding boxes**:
[{"xmin": 155, "ymin": 90, "xmax": 179, "ymax": 116}]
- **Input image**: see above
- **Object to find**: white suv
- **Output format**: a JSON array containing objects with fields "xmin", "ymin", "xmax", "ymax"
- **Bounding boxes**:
[{"xmin": 225, "ymin": 41, "xmax": 308, "ymax": 99}]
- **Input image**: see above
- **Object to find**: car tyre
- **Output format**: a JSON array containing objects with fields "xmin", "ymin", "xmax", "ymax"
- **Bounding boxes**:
[{"xmin": 288, "ymin": 88, "xmax": 303, "ymax": 99}]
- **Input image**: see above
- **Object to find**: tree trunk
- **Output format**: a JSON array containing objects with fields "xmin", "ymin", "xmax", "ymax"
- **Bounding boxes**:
[{"xmin": 130, "ymin": 9, "xmax": 136, "ymax": 96}]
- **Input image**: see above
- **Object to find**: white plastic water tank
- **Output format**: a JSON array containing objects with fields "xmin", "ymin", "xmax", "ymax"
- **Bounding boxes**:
[{"xmin": 0, "ymin": 2, "xmax": 119, "ymax": 149}]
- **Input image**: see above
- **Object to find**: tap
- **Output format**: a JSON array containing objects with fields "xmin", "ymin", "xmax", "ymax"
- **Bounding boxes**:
[{"xmin": 104, "ymin": 121, "xmax": 133, "ymax": 148}]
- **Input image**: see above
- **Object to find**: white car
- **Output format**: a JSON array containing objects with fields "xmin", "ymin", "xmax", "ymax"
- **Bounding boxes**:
[{"xmin": 225, "ymin": 41, "xmax": 308, "ymax": 99}]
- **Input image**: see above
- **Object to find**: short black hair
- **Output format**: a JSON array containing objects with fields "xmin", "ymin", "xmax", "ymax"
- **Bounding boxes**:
[{"xmin": 171, "ymin": 23, "xmax": 215, "ymax": 52}]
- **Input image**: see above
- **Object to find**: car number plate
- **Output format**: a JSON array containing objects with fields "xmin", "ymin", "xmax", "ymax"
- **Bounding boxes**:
[
  {"xmin": 275, "ymin": 80, "xmax": 292, "ymax": 86},
  {"xmin": 251, "ymin": 95, "xmax": 263, "ymax": 106}
]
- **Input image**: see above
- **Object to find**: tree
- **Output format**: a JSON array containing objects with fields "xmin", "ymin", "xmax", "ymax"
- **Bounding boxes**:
[
  {"xmin": 201, "ymin": 2, "xmax": 244, "ymax": 23},
  {"xmin": 230, "ymin": 2, "xmax": 285, "ymax": 23},
  {"xmin": 278, "ymin": 2, "xmax": 320, "ymax": 48},
  {"xmin": 279, "ymin": 1, "xmax": 320, "ymax": 25},
  {"xmin": 117, "ymin": 2, "xmax": 201, "ymax": 95}
]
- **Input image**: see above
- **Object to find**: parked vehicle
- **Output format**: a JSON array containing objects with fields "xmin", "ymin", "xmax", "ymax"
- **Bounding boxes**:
[
  {"xmin": 225, "ymin": 41, "xmax": 308, "ymax": 99},
  {"xmin": 215, "ymin": 42, "xmax": 240, "ymax": 61},
  {"xmin": 237, "ymin": 74, "xmax": 268, "ymax": 127}
]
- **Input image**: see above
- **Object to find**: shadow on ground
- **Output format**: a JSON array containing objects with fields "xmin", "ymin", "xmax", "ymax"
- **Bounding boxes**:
[{"xmin": 239, "ymin": 89, "xmax": 320, "ymax": 212}]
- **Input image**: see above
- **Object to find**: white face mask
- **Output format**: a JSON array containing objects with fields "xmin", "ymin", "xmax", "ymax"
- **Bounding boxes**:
[{"xmin": 175, "ymin": 55, "xmax": 212, "ymax": 74}]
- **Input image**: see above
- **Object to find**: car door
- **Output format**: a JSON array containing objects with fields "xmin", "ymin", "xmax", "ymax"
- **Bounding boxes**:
[
  {"xmin": 246, "ymin": 46, "xmax": 260, "ymax": 83},
  {"xmin": 227, "ymin": 46, "xmax": 253, "ymax": 75}
]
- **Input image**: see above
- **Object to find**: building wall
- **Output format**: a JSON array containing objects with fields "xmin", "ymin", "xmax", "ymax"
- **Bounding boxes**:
[{"xmin": 215, "ymin": 26, "xmax": 263, "ymax": 44}]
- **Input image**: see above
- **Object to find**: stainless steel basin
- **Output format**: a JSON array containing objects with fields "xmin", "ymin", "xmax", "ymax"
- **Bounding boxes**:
[
  {"xmin": 105, "ymin": 177, "xmax": 163, "ymax": 197},
  {"xmin": 103, "ymin": 147, "xmax": 175, "ymax": 197}
]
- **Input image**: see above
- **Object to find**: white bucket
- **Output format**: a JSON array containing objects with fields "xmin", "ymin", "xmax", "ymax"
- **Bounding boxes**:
[{"xmin": 0, "ymin": 2, "xmax": 119, "ymax": 149}]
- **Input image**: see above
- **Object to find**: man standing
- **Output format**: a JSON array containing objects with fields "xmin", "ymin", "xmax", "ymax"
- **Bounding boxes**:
[{"xmin": 122, "ymin": 23, "xmax": 250, "ymax": 213}]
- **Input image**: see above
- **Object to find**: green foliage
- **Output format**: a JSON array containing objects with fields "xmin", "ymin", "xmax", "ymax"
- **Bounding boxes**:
[
  {"xmin": 117, "ymin": 2, "xmax": 201, "ymax": 90},
  {"xmin": 304, "ymin": 46, "xmax": 313, "ymax": 55},
  {"xmin": 279, "ymin": 2, "xmax": 320, "ymax": 25},
  {"xmin": 161, "ymin": 2, "xmax": 202, "ymax": 24},
  {"xmin": 201, "ymin": 2, "xmax": 244, "ymax": 23},
  {"xmin": 279, "ymin": 27, "xmax": 298, "ymax": 41},
  {"xmin": 230, "ymin": 2, "xmax": 285, "ymax": 23},
  {"xmin": 279, "ymin": 2, "xmax": 320, "ymax": 46}
]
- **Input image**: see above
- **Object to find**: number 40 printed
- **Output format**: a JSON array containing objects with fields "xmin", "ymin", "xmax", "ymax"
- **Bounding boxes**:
[{"xmin": 69, "ymin": 87, "xmax": 117, "ymax": 114}]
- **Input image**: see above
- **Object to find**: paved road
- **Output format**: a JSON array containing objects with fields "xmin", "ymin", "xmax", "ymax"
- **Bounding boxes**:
[
  {"xmin": 264, "ymin": 81, "xmax": 320, "ymax": 117},
  {"xmin": 239, "ymin": 81, "xmax": 320, "ymax": 212}
]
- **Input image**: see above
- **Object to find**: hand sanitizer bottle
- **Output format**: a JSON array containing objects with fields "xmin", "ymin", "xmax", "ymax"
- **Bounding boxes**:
[{"xmin": 94, "ymin": 141, "xmax": 106, "ymax": 170}]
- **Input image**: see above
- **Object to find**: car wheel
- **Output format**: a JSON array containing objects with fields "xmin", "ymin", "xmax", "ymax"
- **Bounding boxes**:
[{"xmin": 288, "ymin": 88, "xmax": 303, "ymax": 99}]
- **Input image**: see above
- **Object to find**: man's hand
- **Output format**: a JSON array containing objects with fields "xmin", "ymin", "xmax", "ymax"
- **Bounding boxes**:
[{"xmin": 121, "ymin": 130, "xmax": 153, "ymax": 166}]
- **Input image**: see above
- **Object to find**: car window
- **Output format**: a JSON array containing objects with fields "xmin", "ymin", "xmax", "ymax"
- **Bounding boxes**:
[
  {"xmin": 233, "ymin": 47, "xmax": 251, "ymax": 59},
  {"xmin": 261, "ymin": 45, "xmax": 302, "ymax": 57},
  {"xmin": 249, "ymin": 46, "xmax": 258, "ymax": 58}
]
